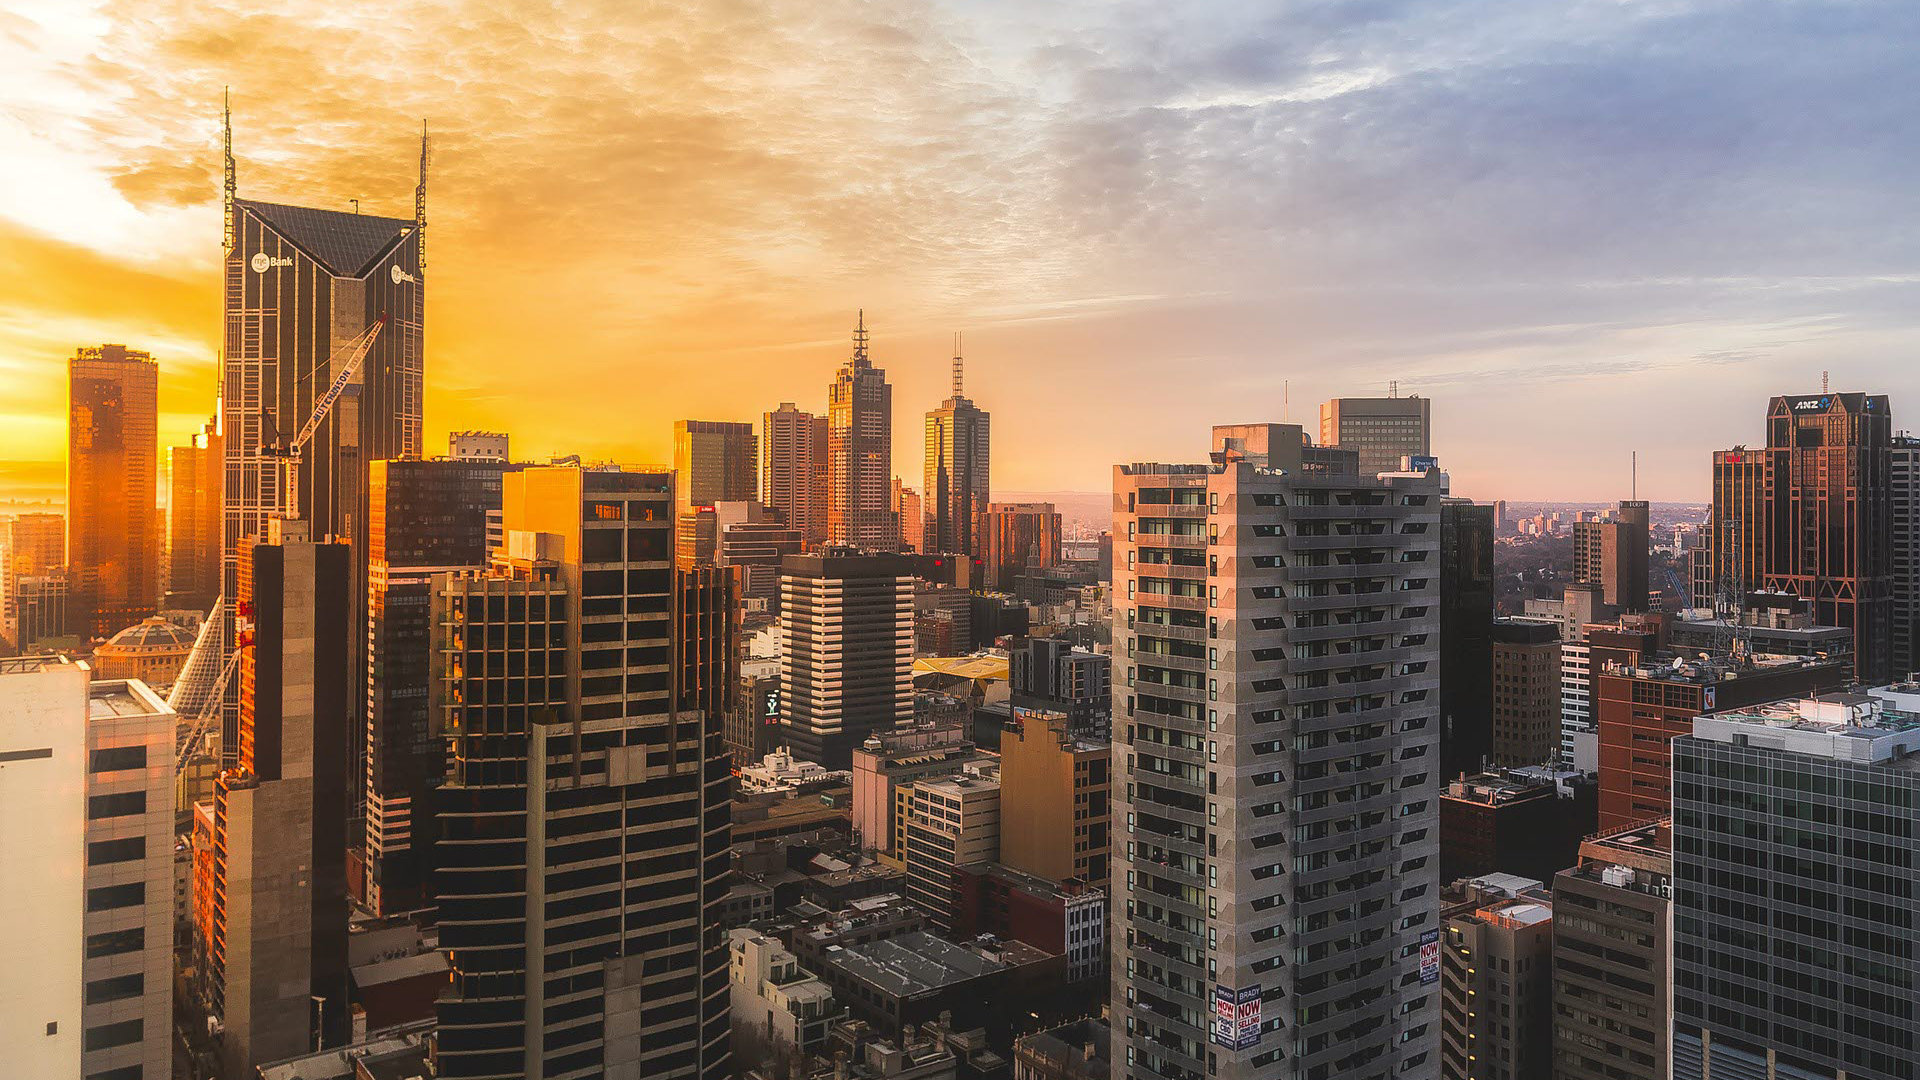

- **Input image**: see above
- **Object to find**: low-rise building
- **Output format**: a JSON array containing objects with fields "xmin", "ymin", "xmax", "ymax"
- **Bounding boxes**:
[
  {"xmin": 1439, "ymin": 892, "xmax": 1555, "ymax": 1080},
  {"xmin": 1551, "ymin": 818, "xmax": 1671, "ymax": 1080},
  {"xmin": 731, "ymin": 928, "xmax": 845, "ymax": 1061}
]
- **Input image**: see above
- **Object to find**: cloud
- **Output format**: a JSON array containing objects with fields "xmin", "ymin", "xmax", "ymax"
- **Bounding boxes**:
[{"xmin": 2, "ymin": 0, "xmax": 1919, "ymax": 503}]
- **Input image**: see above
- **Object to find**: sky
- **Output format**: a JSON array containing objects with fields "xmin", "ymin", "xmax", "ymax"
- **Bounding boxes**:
[{"xmin": 4, "ymin": 0, "xmax": 1919, "ymax": 507}]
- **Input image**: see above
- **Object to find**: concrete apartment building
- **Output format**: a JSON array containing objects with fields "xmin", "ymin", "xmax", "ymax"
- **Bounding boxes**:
[
  {"xmin": 1673, "ymin": 688, "xmax": 1920, "ymax": 1080},
  {"xmin": 1551, "ymin": 818, "xmax": 1671, "ymax": 1080},
  {"xmin": 1438, "ymin": 891, "xmax": 1555, "ymax": 1080},
  {"xmin": 1112, "ymin": 423, "xmax": 1444, "ymax": 1080}
]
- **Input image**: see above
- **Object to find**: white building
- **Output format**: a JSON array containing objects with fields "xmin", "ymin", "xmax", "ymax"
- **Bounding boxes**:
[
  {"xmin": 728, "ymin": 928, "xmax": 842, "ymax": 1060},
  {"xmin": 737, "ymin": 746, "xmax": 842, "ymax": 794},
  {"xmin": 81, "ymin": 677, "xmax": 177, "ymax": 1080},
  {"xmin": 1559, "ymin": 640, "xmax": 1596, "ymax": 771},
  {"xmin": 0, "ymin": 655, "xmax": 87, "ymax": 1078}
]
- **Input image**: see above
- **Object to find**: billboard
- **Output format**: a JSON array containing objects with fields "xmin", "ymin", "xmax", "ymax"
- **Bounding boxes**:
[
  {"xmin": 1407, "ymin": 454, "xmax": 1440, "ymax": 472},
  {"xmin": 1212, "ymin": 984, "xmax": 1262, "ymax": 1050},
  {"xmin": 1419, "ymin": 928, "xmax": 1441, "ymax": 985}
]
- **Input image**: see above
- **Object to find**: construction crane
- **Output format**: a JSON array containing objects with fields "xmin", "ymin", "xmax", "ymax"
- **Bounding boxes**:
[
  {"xmin": 273, "ymin": 314, "xmax": 387, "ymax": 517},
  {"xmin": 175, "ymin": 644, "xmax": 247, "ymax": 773}
]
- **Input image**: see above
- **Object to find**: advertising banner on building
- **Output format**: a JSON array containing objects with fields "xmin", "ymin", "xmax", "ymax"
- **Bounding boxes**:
[
  {"xmin": 1213, "ymin": 984, "xmax": 1262, "ymax": 1050},
  {"xmin": 1419, "ymin": 928, "xmax": 1441, "ymax": 985}
]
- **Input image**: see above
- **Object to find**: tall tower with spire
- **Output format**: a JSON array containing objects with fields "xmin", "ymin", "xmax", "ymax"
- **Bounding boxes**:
[
  {"xmin": 924, "ymin": 333, "xmax": 990, "ymax": 557},
  {"xmin": 828, "ymin": 311, "xmax": 896, "ymax": 549}
]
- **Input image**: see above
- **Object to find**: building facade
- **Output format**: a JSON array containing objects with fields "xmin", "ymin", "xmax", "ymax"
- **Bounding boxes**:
[
  {"xmin": 219, "ymin": 181, "xmax": 425, "ymax": 764},
  {"xmin": 431, "ymin": 466, "xmax": 733, "ymax": 1080},
  {"xmin": 168, "ymin": 417, "xmax": 223, "ymax": 613},
  {"xmin": 2, "ymin": 511, "xmax": 65, "ymax": 647},
  {"xmin": 363, "ymin": 458, "xmax": 512, "ymax": 915},
  {"xmin": 1112, "ymin": 426, "xmax": 1443, "ymax": 1080},
  {"xmin": 763, "ymin": 403, "xmax": 830, "ymax": 549},
  {"xmin": 1891, "ymin": 435, "xmax": 1920, "ymax": 678},
  {"xmin": 1317, "ymin": 395, "xmax": 1433, "ymax": 477},
  {"xmin": 1550, "ymin": 818, "xmax": 1670, "ymax": 1080},
  {"xmin": 779, "ymin": 553, "xmax": 915, "ymax": 768},
  {"xmin": 1491, "ymin": 618, "xmax": 1562, "ymax": 766},
  {"xmin": 1438, "ymin": 893, "xmax": 1554, "ymax": 1080},
  {"xmin": 1009, "ymin": 637, "xmax": 1111, "ymax": 735},
  {"xmin": 676, "ymin": 420, "xmax": 758, "ymax": 516},
  {"xmin": 828, "ymin": 314, "xmax": 895, "ymax": 550},
  {"xmin": 0, "ymin": 656, "xmax": 89, "ymax": 1078},
  {"xmin": 1572, "ymin": 500, "xmax": 1650, "ymax": 612},
  {"xmin": 903, "ymin": 769, "xmax": 1001, "ymax": 931},
  {"xmin": 70, "ymin": 344, "xmax": 160, "ymax": 638},
  {"xmin": 998, "ymin": 707, "xmax": 1110, "ymax": 889},
  {"xmin": 923, "ymin": 361, "xmax": 990, "ymax": 557},
  {"xmin": 1672, "ymin": 691, "xmax": 1920, "ymax": 1080},
  {"xmin": 213, "ymin": 523, "xmax": 353, "ymax": 1074},
  {"xmin": 981, "ymin": 502, "xmax": 1062, "ymax": 591},
  {"xmin": 1709, "ymin": 393, "xmax": 1894, "ymax": 681},
  {"xmin": 1438, "ymin": 500, "xmax": 1494, "ymax": 779}
]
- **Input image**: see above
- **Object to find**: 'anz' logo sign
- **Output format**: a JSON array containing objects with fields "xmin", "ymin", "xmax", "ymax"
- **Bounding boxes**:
[
  {"xmin": 389, "ymin": 264, "xmax": 418, "ymax": 285},
  {"xmin": 249, "ymin": 252, "xmax": 293, "ymax": 273},
  {"xmin": 1791, "ymin": 396, "xmax": 1831, "ymax": 411}
]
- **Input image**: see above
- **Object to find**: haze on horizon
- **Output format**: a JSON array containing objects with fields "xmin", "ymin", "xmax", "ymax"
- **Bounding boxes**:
[{"xmin": 5, "ymin": 0, "xmax": 1918, "ymax": 507}]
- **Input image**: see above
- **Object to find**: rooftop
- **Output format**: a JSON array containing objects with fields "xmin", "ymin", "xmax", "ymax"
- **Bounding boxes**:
[
  {"xmin": 822, "ymin": 930, "xmax": 1049, "ymax": 997},
  {"xmin": 1690, "ymin": 687, "xmax": 1920, "ymax": 764},
  {"xmin": 87, "ymin": 678, "xmax": 171, "ymax": 720},
  {"xmin": 1443, "ymin": 770, "xmax": 1557, "ymax": 805},
  {"xmin": 238, "ymin": 198, "xmax": 412, "ymax": 278}
]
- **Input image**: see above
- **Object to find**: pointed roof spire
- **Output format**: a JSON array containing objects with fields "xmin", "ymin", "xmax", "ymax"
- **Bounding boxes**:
[
  {"xmin": 951, "ymin": 332, "xmax": 964, "ymax": 398},
  {"xmin": 222, "ymin": 87, "xmax": 236, "ymax": 255},
  {"xmin": 415, "ymin": 119, "xmax": 430, "ymax": 276},
  {"xmin": 851, "ymin": 309, "xmax": 870, "ymax": 367}
]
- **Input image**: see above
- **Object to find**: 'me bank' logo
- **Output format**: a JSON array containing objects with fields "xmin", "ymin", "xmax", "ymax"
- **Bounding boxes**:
[
  {"xmin": 250, "ymin": 252, "xmax": 293, "ymax": 273},
  {"xmin": 390, "ymin": 264, "xmax": 418, "ymax": 285}
]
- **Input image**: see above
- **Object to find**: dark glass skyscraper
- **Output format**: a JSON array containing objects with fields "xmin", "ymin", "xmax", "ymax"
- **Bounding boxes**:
[
  {"xmin": 924, "ymin": 349, "xmax": 989, "ymax": 556},
  {"xmin": 432, "ymin": 466, "xmax": 732, "ymax": 1080},
  {"xmin": 1708, "ymin": 393, "xmax": 1893, "ymax": 680},
  {"xmin": 363, "ymin": 457, "xmax": 514, "ymax": 915}
]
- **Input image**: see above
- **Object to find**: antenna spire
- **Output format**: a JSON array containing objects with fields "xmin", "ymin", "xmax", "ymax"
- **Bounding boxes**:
[
  {"xmin": 852, "ymin": 309, "xmax": 869, "ymax": 366},
  {"xmin": 1822, "ymin": 369, "xmax": 1830, "ymax": 394},
  {"xmin": 415, "ymin": 120, "xmax": 430, "ymax": 278},
  {"xmin": 222, "ymin": 87, "xmax": 236, "ymax": 255},
  {"xmin": 951, "ymin": 332, "xmax": 964, "ymax": 397}
]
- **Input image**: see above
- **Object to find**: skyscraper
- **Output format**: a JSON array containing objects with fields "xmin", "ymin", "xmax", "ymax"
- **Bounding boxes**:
[
  {"xmin": 1890, "ymin": 435, "xmax": 1920, "ymax": 677},
  {"xmin": 216, "ymin": 114, "xmax": 426, "ymax": 763},
  {"xmin": 212, "ymin": 520, "xmax": 352, "ymax": 1073},
  {"xmin": 762, "ymin": 402, "xmax": 829, "ymax": 548},
  {"xmin": 1438, "ymin": 499, "xmax": 1494, "ymax": 779},
  {"xmin": 69, "ymin": 343, "xmax": 159, "ymax": 638},
  {"xmin": 1572, "ymin": 499, "xmax": 1650, "ymax": 611},
  {"xmin": 167, "ymin": 417, "xmax": 223, "ymax": 613},
  {"xmin": 1491, "ymin": 617, "xmax": 1561, "ymax": 766},
  {"xmin": 1672, "ymin": 689, "xmax": 1920, "ymax": 1080},
  {"xmin": 979, "ymin": 502, "xmax": 1062, "ymax": 591},
  {"xmin": 2, "ymin": 511, "xmax": 64, "ymax": 647},
  {"xmin": 1318, "ymin": 394, "xmax": 1433, "ymax": 477},
  {"xmin": 363, "ymin": 457, "xmax": 512, "ymax": 916},
  {"xmin": 778, "ymin": 552, "xmax": 914, "ymax": 768},
  {"xmin": 1112, "ymin": 424, "xmax": 1443, "ymax": 1080},
  {"xmin": 892, "ymin": 478, "xmax": 924, "ymax": 553},
  {"xmin": 1708, "ymin": 393, "xmax": 1894, "ymax": 680},
  {"xmin": 924, "ymin": 343, "xmax": 989, "ymax": 556},
  {"xmin": 674, "ymin": 419, "xmax": 758, "ymax": 516},
  {"xmin": 432, "ymin": 466, "xmax": 732, "ymax": 1080},
  {"xmin": 828, "ymin": 312, "xmax": 895, "ymax": 549}
]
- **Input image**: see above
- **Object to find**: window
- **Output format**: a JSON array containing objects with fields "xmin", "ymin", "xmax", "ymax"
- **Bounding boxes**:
[
  {"xmin": 86, "ymin": 928, "xmax": 144, "ymax": 959},
  {"xmin": 85, "ymin": 973, "xmax": 144, "ymax": 1005},
  {"xmin": 87, "ymin": 837, "xmax": 144, "ymax": 865},
  {"xmin": 82, "ymin": 1020, "xmax": 142, "ymax": 1052},
  {"xmin": 86, "ymin": 884, "xmax": 143, "ymax": 912},
  {"xmin": 90, "ymin": 746, "xmax": 146, "ymax": 773},
  {"xmin": 87, "ymin": 792, "xmax": 144, "ymax": 820}
]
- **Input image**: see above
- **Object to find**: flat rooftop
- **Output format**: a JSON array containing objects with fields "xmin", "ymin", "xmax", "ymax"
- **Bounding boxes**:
[
  {"xmin": 1690, "ymin": 688, "xmax": 1920, "ymax": 764},
  {"xmin": 822, "ymin": 930, "xmax": 1048, "ymax": 998}
]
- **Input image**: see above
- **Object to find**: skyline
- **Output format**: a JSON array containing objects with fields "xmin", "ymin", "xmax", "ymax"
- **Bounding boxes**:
[{"xmin": 8, "ymin": 1, "xmax": 1920, "ymax": 505}]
